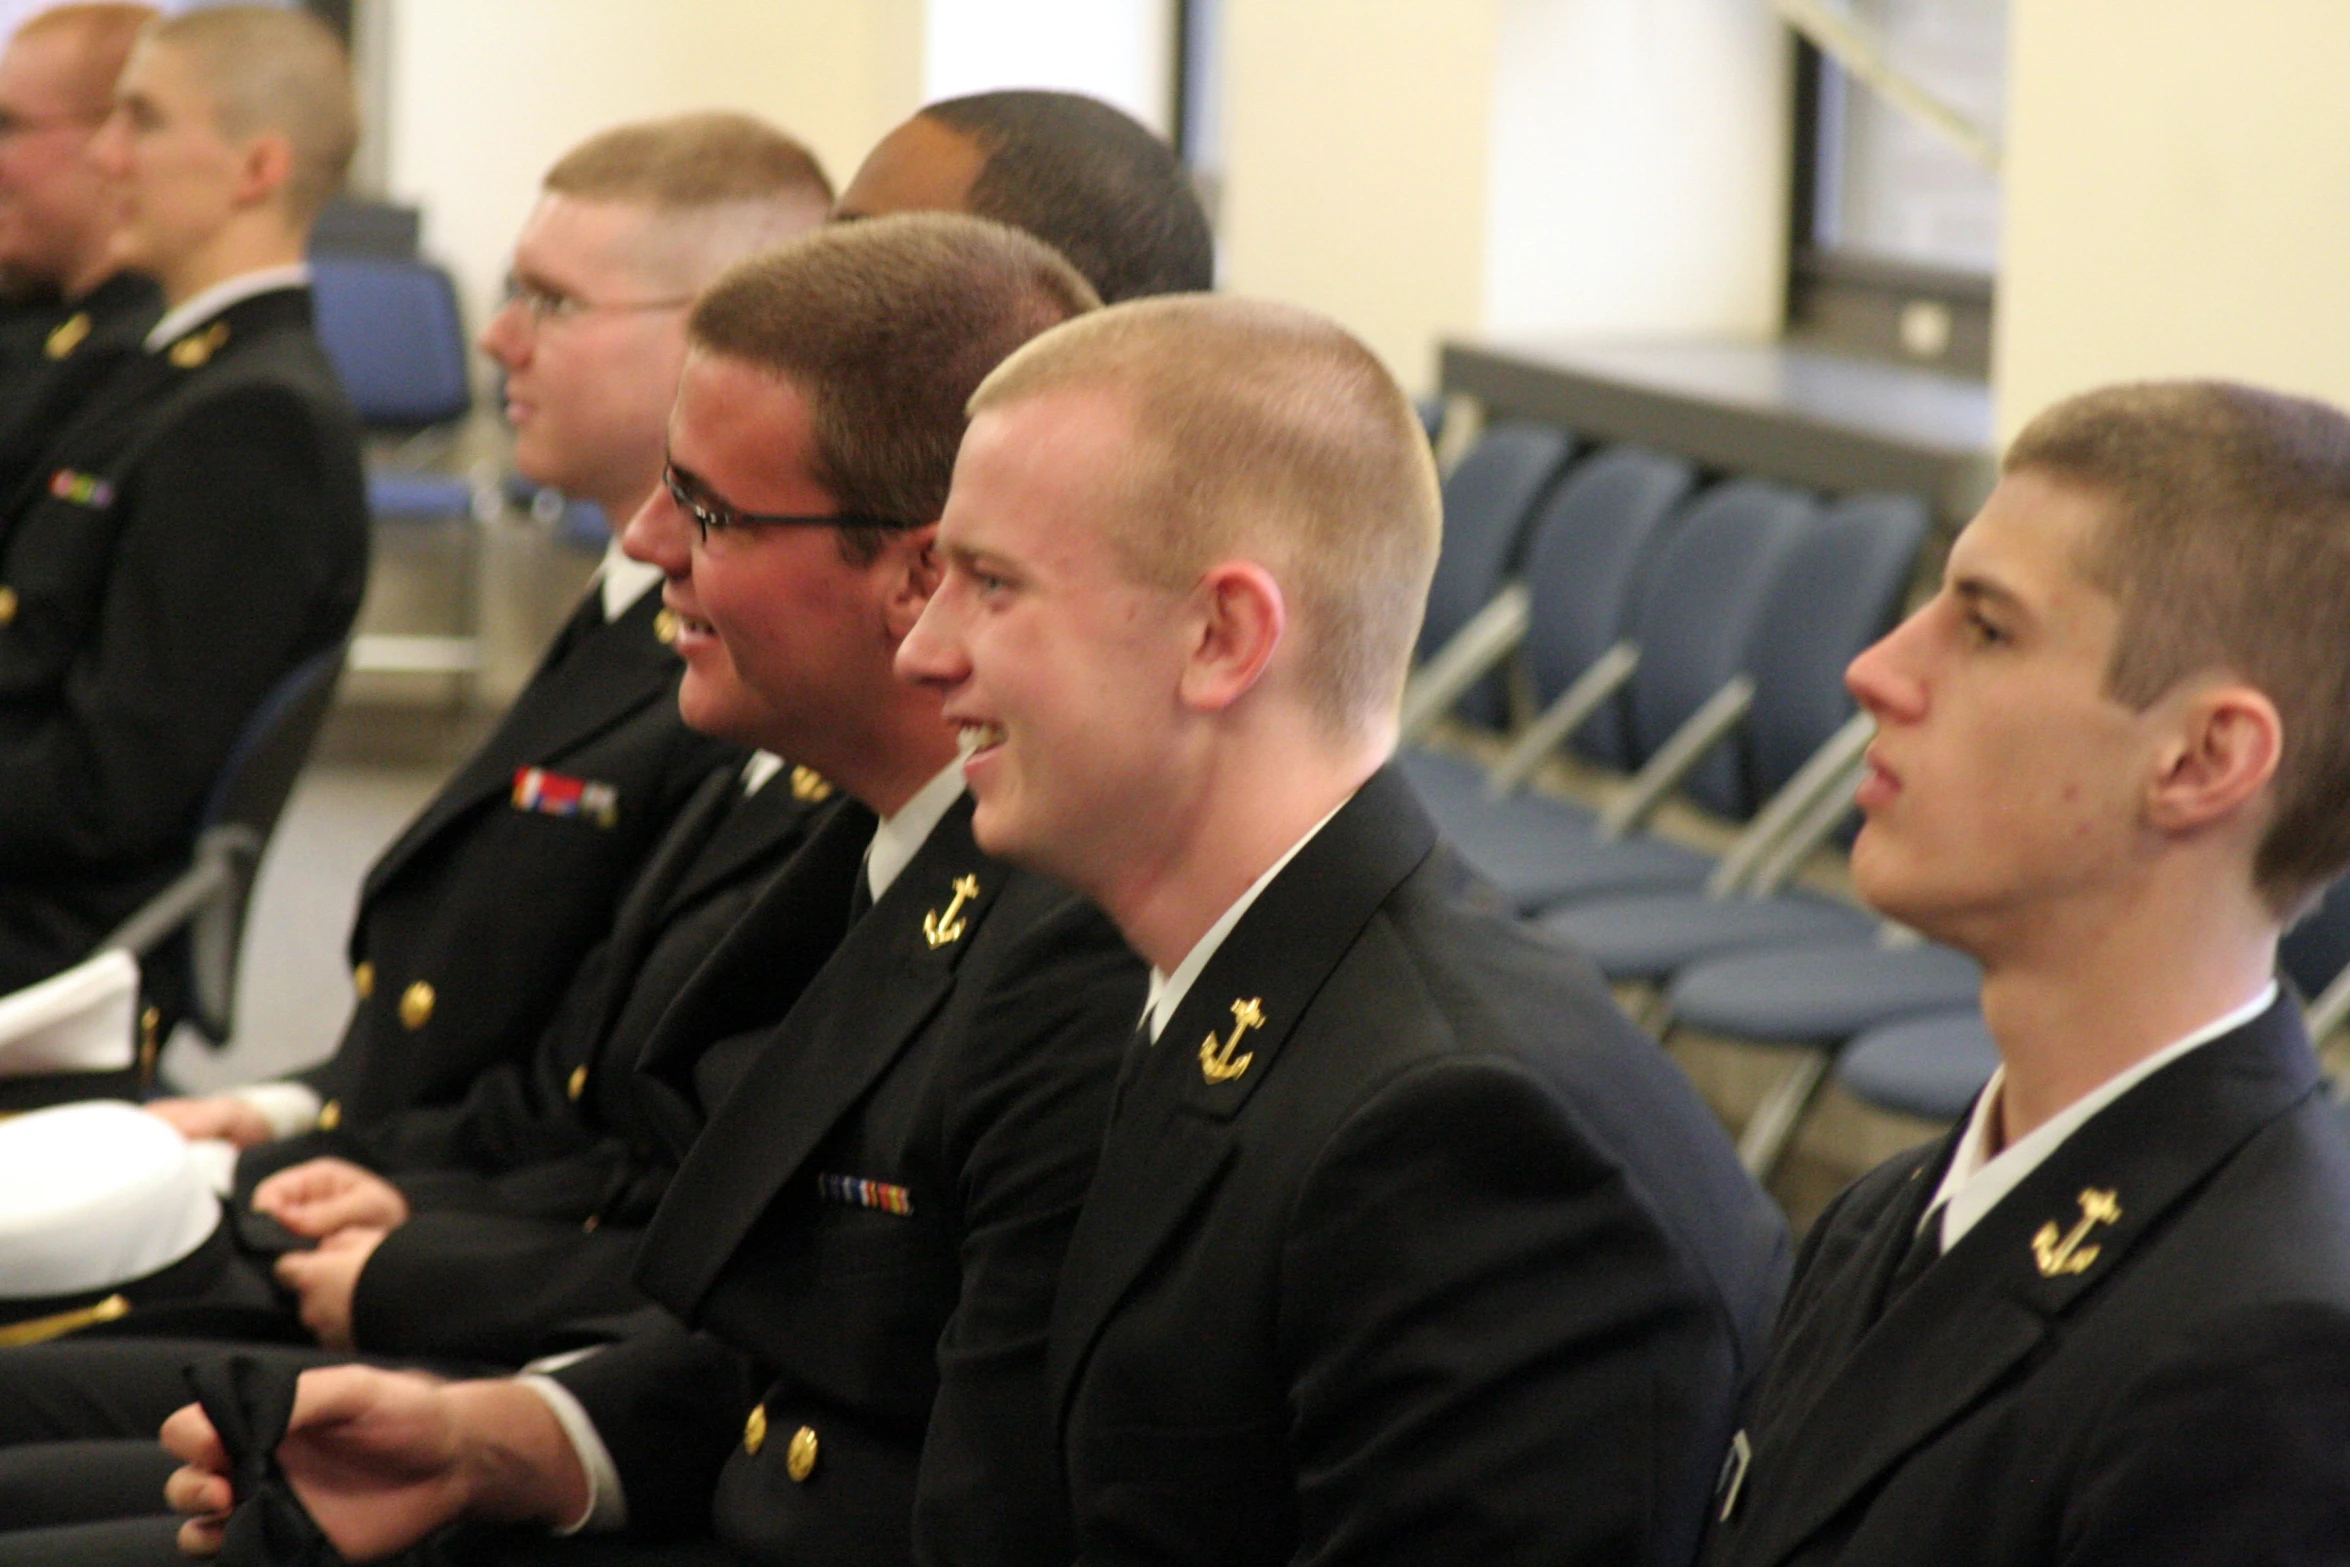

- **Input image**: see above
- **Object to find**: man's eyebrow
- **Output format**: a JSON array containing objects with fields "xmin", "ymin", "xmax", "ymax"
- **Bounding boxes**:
[
  {"xmin": 664, "ymin": 456, "xmax": 728, "ymax": 505},
  {"xmin": 1951, "ymin": 573, "xmax": 2032, "ymax": 621},
  {"xmin": 943, "ymin": 540, "xmax": 1013, "ymax": 574}
]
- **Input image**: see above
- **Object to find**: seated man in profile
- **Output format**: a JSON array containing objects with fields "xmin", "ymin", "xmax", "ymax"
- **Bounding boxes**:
[
  {"xmin": 0, "ymin": 5, "xmax": 368, "ymax": 1008},
  {"xmin": 147, "ymin": 111, "xmax": 833, "ymax": 1146},
  {"xmin": 1698, "ymin": 383, "xmax": 2350, "ymax": 1567},
  {"xmin": 896, "ymin": 296, "xmax": 1787, "ymax": 1565},
  {"xmin": 0, "ymin": 4, "xmax": 162, "ymax": 500},
  {"xmin": 108, "ymin": 216, "xmax": 1132, "ymax": 1567}
]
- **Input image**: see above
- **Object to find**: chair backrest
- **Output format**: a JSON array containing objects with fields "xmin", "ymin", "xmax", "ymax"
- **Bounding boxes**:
[
  {"xmin": 205, "ymin": 642, "xmax": 348, "ymax": 838},
  {"xmin": 1623, "ymin": 478, "xmax": 1818, "ymax": 816},
  {"xmin": 2283, "ymin": 871, "xmax": 2350, "ymax": 1003},
  {"xmin": 1520, "ymin": 445, "xmax": 1700, "ymax": 769},
  {"xmin": 1417, "ymin": 420, "xmax": 1575, "ymax": 663},
  {"xmin": 187, "ymin": 641, "xmax": 348, "ymax": 1042},
  {"xmin": 308, "ymin": 257, "xmax": 472, "ymax": 430},
  {"xmin": 1740, "ymin": 491, "xmax": 1929, "ymax": 804}
]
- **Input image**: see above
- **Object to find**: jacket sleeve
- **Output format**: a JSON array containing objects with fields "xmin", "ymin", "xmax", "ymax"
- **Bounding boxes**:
[
  {"xmin": 549, "ymin": 1310, "xmax": 759, "ymax": 1540},
  {"xmin": 351, "ymin": 1210, "xmax": 651, "ymax": 1366},
  {"xmin": 1279, "ymin": 1055, "xmax": 1742, "ymax": 1567},
  {"xmin": 0, "ymin": 381, "xmax": 362, "ymax": 869}
]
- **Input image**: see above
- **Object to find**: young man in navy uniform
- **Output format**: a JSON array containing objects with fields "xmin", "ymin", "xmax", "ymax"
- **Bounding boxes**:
[
  {"xmin": 0, "ymin": 4, "xmax": 163, "ymax": 500},
  {"xmin": 135, "ymin": 217, "xmax": 1134, "ymax": 1567},
  {"xmin": 148, "ymin": 113, "xmax": 834, "ymax": 1145},
  {"xmin": 0, "ymin": 5, "xmax": 367, "ymax": 1008},
  {"xmin": 1697, "ymin": 382, "xmax": 2350, "ymax": 1567},
  {"xmin": 896, "ymin": 295, "xmax": 1787, "ymax": 1566}
]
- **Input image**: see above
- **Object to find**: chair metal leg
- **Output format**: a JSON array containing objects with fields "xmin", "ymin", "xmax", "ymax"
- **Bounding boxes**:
[{"xmin": 1736, "ymin": 1047, "xmax": 1833, "ymax": 1182}]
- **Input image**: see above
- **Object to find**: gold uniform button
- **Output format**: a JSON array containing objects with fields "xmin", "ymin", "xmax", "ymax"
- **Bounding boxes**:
[
  {"xmin": 653, "ymin": 609, "xmax": 679, "ymax": 645},
  {"xmin": 567, "ymin": 1064, "xmax": 588, "ymax": 1102},
  {"xmin": 581, "ymin": 1214, "xmax": 600, "ymax": 1234},
  {"xmin": 352, "ymin": 960, "xmax": 374, "ymax": 999},
  {"xmin": 743, "ymin": 1403, "xmax": 767, "ymax": 1455},
  {"xmin": 399, "ymin": 981, "xmax": 435, "ymax": 1030},
  {"xmin": 317, "ymin": 1100, "xmax": 342, "ymax": 1132},
  {"xmin": 786, "ymin": 1425, "xmax": 819, "ymax": 1483},
  {"xmin": 0, "ymin": 586, "xmax": 17, "ymax": 626}
]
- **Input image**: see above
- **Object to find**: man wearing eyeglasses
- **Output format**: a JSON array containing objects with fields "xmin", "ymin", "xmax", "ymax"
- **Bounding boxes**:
[
  {"xmin": 0, "ymin": 4, "xmax": 161, "ymax": 500},
  {"xmin": 53, "ymin": 215, "xmax": 1149, "ymax": 1567},
  {"xmin": 149, "ymin": 113, "xmax": 832, "ymax": 1149}
]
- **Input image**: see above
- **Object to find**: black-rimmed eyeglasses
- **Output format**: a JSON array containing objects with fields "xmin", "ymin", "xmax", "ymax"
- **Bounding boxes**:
[
  {"xmin": 501, "ymin": 274, "xmax": 693, "ymax": 327},
  {"xmin": 663, "ymin": 463, "xmax": 917, "ymax": 544}
]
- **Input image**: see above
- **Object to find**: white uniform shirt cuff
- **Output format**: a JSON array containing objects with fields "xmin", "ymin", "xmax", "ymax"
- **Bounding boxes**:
[
  {"xmin": 227, "ymin": 1082, "xmax": 325, "ymax": 1142},
  {"xmin": 515, "ymin": 1371, "xmax": 628, "ymax": 1534}
]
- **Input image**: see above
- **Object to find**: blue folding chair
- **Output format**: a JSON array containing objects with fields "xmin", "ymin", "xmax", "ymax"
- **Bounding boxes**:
[
  {"xmin": 1538, "ymin": 492, "xmax": 1929, "ymax": 979},
  {"xmin": 1426, "ymin": 479, "xmax": 1819, "ymax": 912},
  {"xmin": 1834, "ymin": 1008, "xmax": 1998, "ymax": 1124},
  {"xmin": 1403, "ymin": 421, "xmax": 1577, "ymax": 732},
  {"xmin": 309, "ymin": 256, "xmax": 485, "ymax": 682},
  {"xmin": 1401, "ymin": 445, "xmax": 1698, "ymax": 816}
]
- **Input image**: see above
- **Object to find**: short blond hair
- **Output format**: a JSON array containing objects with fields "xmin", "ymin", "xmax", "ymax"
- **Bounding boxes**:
[
  {"xmin": 545, "ymin": 111, "xmax": 830, "ymax": 212},
  {"xmin": 13, "ymin": 4, "xmax": 155, "ymax": 113},
  {"xmin": 145, "ymin": 5, "xmax": 355, "ymax": 222},
  {"xmin": 543, "ymin": 112, "xmax": 833, "ymax": 298},
  {"xmin": 970, "ymin": 296, "xmax": 1439, "ymax": 736}
]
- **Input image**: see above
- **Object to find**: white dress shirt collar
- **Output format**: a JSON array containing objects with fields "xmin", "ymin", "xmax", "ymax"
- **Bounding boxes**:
[
  {"xmin": 597, "ymin": 542, "xmax": 663, "ymax": 622},
  {"xmin": 1143, "ymin": 800, "xmax": 1349, "ymax": 1043},
  {"xmin": 144, "ymin": 262, "xmax": 311, "ymax": 352},
  {"xmin": 866, "ymin": 760, "xmax": 967, "ymax": 905},
  {"xmin": 1928, "ymin": 980, "xmax": 2279, "ymax": 1251}
]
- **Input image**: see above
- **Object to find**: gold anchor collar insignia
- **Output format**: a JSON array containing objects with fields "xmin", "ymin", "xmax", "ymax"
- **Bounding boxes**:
[
  {"xmin": 924, "ymin": 874, "xmax": 980, "ymax": 948},
  {"xmin": 1200, "ymin": 997, "xmax": 1265, "ymax": 1084},
  {"xmin": 44, "ymin": 312, "xmax": 89, "ymax": 360},
  {"xmin": 166, "ymin": 321, "xmax": 230, "ymax": 369},
  {"xmin": 2032, "ymin": 1187, "xmax": 2121, "ymax": 1278}
]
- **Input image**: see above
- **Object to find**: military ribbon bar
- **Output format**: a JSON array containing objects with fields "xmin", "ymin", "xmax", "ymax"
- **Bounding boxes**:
[
  {"xmin": 48, "ymin": 469, "xmax": 114, "ymax": 509},
  {"xmin": 817, "ymin": 1174, "xmax": 914, "ymax": 1216},
  {"xmin": 511, "ymin": 767, "xmax": 619, "ymax": 827}
]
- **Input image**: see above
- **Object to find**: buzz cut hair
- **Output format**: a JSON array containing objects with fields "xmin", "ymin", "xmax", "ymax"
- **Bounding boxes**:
[
  {"xmin": 144, "ymin": 5, "xmax": 356, "ymax": 223},
  {"xmin": 687, "ymin": 212, "xmax": 1099, "ymax": 559},
  {"xmin": 13, "ymin": 3, "xmax": 156, "ymax": 115},
  {"xmin": 919, "ymin": 90, "xmax": 1213, "ymax": 303},
  {"xmin": 968, "ymin": 294, "xmax": 1440, "ymax": 738},
  {"xmin": 2006, "ymin": 379, "xmax": 2350, "ymax": 913},
  {"xmin": 543, "ymin": 110, "xmax": 832, "ymax": 216}
]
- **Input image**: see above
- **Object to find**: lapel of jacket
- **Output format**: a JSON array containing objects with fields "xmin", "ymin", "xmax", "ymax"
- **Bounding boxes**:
[
  {"xmin": 587, "ymin": 764, "xmax": 743, "ymax": 995},
  {"xmin": 359, "ymin": 590, "xmax": 681, "ymax": 900},
  {"xmin": 1732, "ymin": 998, "xmax": 2322, "ymax": 1567},
  {"xmin": 654, "ymin": 764, "xmax": 824, "ymax": 920},
  {"xmin": 1047, "ymin": 765, "xmax": 1439, "ymax": 1420},
  {"xmin": 636, "ymin": 794, "xmax": 1013, "ymax": 1320},
  {"xmin": 0, "ymin": 284, "xmax": 307, "ymax": 567}
]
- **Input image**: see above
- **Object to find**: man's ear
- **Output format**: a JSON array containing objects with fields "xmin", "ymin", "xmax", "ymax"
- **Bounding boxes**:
[
  {"xmin": 879, "ymin": 525, "xmax": 942, "ymax": 639},
  {"xmin": 2145, "ymin": 680, "xmax": 2282, "ymax": 835},
  {"xmin": 235, "ymin": 130, "xmax": 294, "ymax": 209},
  {"xmin": 1178, "ymin": 560, "xmax": 1284, "ymax": 714}
]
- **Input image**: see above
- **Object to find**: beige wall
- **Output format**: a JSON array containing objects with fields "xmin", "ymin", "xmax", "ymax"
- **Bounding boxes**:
[
  {"xmin": 1995, "ymin": 0, "xmax": 2350, "ymax": 438},
  {"xmin": 1214, "ymin": 0, "xmax": 1500, "ymax": 394},
  {"xmin": 382, "ymin": 0, "xmax": 923, "ymax": 345}
]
